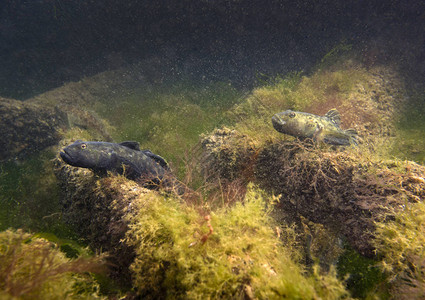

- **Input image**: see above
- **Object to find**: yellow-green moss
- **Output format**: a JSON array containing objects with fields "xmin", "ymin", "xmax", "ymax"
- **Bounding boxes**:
[
  {"xmin": 391, "ymin": 91, "xmax": 425, "ymax": 164},
  {"xmin": 374, "ymin": 201, "xmax": 425, "ymax": 297},
  {"xmin": 123, "ymin": 184, "xmax": 349, "ymax": 299},
  {"xmin": 0, "ymin": 229, "xmax": 106, "ymax": 299}
]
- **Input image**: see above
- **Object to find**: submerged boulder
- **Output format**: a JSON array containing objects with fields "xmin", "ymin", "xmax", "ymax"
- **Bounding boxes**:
[
  {"xmin": 53, "ymin": 138, "xmax": 349, "ymax": 299},
  {"xmin": 0, "ymin": 97, "xmax": 67, "ymax": 161},
  {"xmin": 53, "ymin": 146, "xmax": 147, "ymax": 285},
  {"xmin": 201, "ymin": 128, "xmax": 425, "ymax": 257}
]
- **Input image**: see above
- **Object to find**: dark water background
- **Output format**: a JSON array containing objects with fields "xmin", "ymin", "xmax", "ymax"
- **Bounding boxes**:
[{"xmin": 1, "ymin": 0, "xmax": 425, "ymax": 99}]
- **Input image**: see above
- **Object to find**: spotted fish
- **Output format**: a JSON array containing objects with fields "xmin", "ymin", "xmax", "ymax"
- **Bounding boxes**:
[
  {"xmin": 60, "ymin": 140, "xmax": 174, "ymax": 187},
  {"xmin": 272, "ymin": 109, "xmax": 358, "ymax": 145}
]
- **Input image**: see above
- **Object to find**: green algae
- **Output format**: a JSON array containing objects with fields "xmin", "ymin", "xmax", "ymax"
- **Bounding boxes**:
[
  {"xmin": 0, "ymin": 229, "xmax": 106, "ymax": 300},
  {"xmin": 123, "ymin": 183, "xmax": 349, "ymax": 299},
  {"xmin": 392, "ymin": 91, "xmax": 425, "ymax": 164},
  {"xmin": 0, "ymin": 149, "xmax": 76, "ymax": 239},
  {"xmin": 373, "ymin": 201, "xmax": 425, "ymax": 297},
  {"xmin": 337, "ymin": 245, "xmax": 389, "ymax": 299}
]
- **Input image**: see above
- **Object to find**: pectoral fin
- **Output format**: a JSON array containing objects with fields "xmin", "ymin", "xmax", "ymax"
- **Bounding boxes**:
[
  {"xmin": 324, "ymin": 109, "xmax": 341, "ymax": 127},
  {"xmin": 142, "ymin": 150, "xmax": 169, "ymax": 170},
  {"xmin": 119, "ymin": 141, "xmax": 141, "ymax": 151},
  {"xmin": 323, "ymin": 135, "xmax": 351, "ymax": 146},
  {"xmin": 344, "ymin": 128, "xmax": 358, "ymax": 135}
]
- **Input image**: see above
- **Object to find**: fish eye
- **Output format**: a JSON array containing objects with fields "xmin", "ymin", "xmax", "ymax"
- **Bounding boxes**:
[
  {"xmin": 81, "ymin": 143, "xmax": 87, "ymax": 149},
  {"xmin": 289, "ymin": 112, "xmax": 296, "ymax": 118}
]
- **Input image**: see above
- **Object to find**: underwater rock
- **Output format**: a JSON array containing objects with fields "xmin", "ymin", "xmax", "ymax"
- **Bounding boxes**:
[
  {"xmin": 256, "ymin": 142, "xmax": 425, "ymax": 257},
  {"xmin": 27, "ymin": 68, "xmax": 142, "ymax": 108},
  {"xmin": 25, "ymin": 67, "xmax": 154, "ymax": 141},
  {"xmin": 201, "ymin": 128, "xmax": 425, "ymax": 257},
  {"xmin": 58, "ymin": 104, "xmax": 113, "ymax": 141},
  {"xmin": 201, "ymin": 127, "xmax": 257, "ymax": 181},
  {"xmin": 53, "ymin": 145, "xmax": 148, "ymax": 285},
  {"xmin": 54, "ymin": 137, "xmax": 351, "ymax": 298},
  {"xmin": 27, "ymin": 76, "xmax": 117, "ymax": 141},
  {"xmin": 338, "ymin": 66, "xmax": 407, "ymax": 139},
  {"xmin": 0, "ymin": 97, "xmax": 67, "ymax": 161}
]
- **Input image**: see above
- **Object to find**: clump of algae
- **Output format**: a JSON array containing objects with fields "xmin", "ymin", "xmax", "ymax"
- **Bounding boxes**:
[
  {"xmin": 122, "ymin": 184, "xmax": 349, "ymax": 299},
  {"xmin": 373, "ymin": 201, "xmax": 425, "ymax": 298},
  {"xmin": 0, "ymin": 229, "xmax": 106, "ymax": 299}
]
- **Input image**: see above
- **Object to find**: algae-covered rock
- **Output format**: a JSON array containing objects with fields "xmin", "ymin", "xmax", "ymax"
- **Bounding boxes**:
[
  {"xmin": 230, "ymin": 64, "xmax": 408, "ymax": 150},
  {"xmin": 26, "ymin": 70, "xmax": 126, "ymax": 141},
  {"xmin": 27, "ymin": 67, "xmax": 144, "ymax": 108},
  {"xmin": 123, "ymin": 184, "xmax": 349, "ymax": 299},
  {"xmin": 0, "ymin": 97, "xmax": 68, "ymax": 161},
  {"xmin": 53, "ymin": 145, "xmax": 147, "ymax": 285},
  {"xmin": 373, "ymin": 201, "xmax": 425, "ymax": 299},
  {"xmin": 256, "ymin": 141, "xmax": 425, "ymax": 257},
  {"xmin": 201, "ymin": 127, "xmax": 257, "ymax": 181},
  {"xmin": 54, "ymin": 138, "xmax": 349, "ymax": 298},
  {"xmin": 202, "ymin": 127, "xmax": 425, "ymax": 257},
  {"xmin": 0, "ymin": 77, "xmax": 114, "ymax": 162},
  {"xmin": 199, "ymin": 61, "xmax": 424, "ymax": 259}
]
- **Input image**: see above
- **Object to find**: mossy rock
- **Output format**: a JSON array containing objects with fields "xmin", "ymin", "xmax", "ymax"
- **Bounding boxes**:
[
  {"xmin": 201, "ymin": 127, "xmax": 425, "ymax": 257},
  {"xmin": 0, "ymin": 97, "xmax": 68, "ymax": 161},
  {"xmin": 53, "ymin": 143, "xmax": 146, "ymax": 287},
  {"xmin": 201, "ymin": 127, "xmax": 257, "ymax": 182},
  {"xmin": 373, "ymin": 200, "xmax": 425, "ymax": 298},
  {"xmin": 54, "ymin": 138, "xmax": 349, "ymax": 298}
]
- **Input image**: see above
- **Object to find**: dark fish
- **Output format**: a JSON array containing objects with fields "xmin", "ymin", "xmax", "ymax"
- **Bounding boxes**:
[
  {"xmin": 272, "ymin": 109, "xmax": 358, "ymax": 146},
  {"xmin": 60, "ymin": 140, "xmax": 173, "ymax": 188}
]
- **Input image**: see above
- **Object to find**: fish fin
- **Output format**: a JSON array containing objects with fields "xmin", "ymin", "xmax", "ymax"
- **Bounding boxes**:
[
  {"xmin": 324, "ymin": 129, "xmax": 359, "ymax": 146},
  {"xmin": 119, "ymin": 141, "xmax": 141, "ymax": 151},
  {"xmin": 324, "ymin": 109, "xmax": 341, "ymax": 127},
  {"xmin": 142, "ymin": 150, "xmax": 170, "ymax": 170},
  {"xmin": 312, "ymin": 123, "xmax": 324, "ymax": 140},
  {"xmin": 344, "ymin": 128, "xmax": 359, "ymax": 146},
  {"xmin": 344, "ymin": 128, "xmax": 358, "ymax": 136},
  {"xmin": 323, "ymin": 136, "xmax": 351, "ymax": 146}
]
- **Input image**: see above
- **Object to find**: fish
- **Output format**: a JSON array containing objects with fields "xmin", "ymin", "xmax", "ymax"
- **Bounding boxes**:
[
  {"xmin": 271, "ymin": 109, "xmax": 358, "ymax": 146},
  {"xmin": 60, "ymin": 140, "xmax": 175, "ymax": 188}
]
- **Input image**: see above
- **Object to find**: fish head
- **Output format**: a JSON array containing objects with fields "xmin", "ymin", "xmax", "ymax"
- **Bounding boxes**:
[
  {"xmin": 60, "ymin": 140, "xmax": 110, "ymax": 169},
  {"xmin": 272, "ymin": 110, "xmax": 315, "ymax": 138}
]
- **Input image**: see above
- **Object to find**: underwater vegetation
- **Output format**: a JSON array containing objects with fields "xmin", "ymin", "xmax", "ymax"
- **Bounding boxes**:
[
  {"xmin": 337, "ymin": 245, "xmax": 389, "ymax": 299},
  {"xmin": 2, "ymin": 52, "xmax": 425, "ymax": 299},
  {"xmin": 54, "ymin": 152, "xmax": 350, "ymax": 299},
  {"xmin": 373, "ymin": 201, "xmax": 425, "ymax": 298},
  {"xmin": 0, "ymin": 229, "xmax": 105, "ymax": 299},
  {"xmin": 124, "ymin": 184, "xmax": 350, "ymax": 299},
  {"xmin": 0, "ymin": 149, "xmax": 77, "ymax": 239},
  {"xmin": 392, "ymin": 90, "xmax": 425, "ymax": 164}
]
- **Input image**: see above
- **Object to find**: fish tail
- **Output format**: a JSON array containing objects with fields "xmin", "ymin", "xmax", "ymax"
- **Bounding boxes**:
[{"xmin": 344, "ymin": 128, "xmax": 358, "ymax": 146}]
